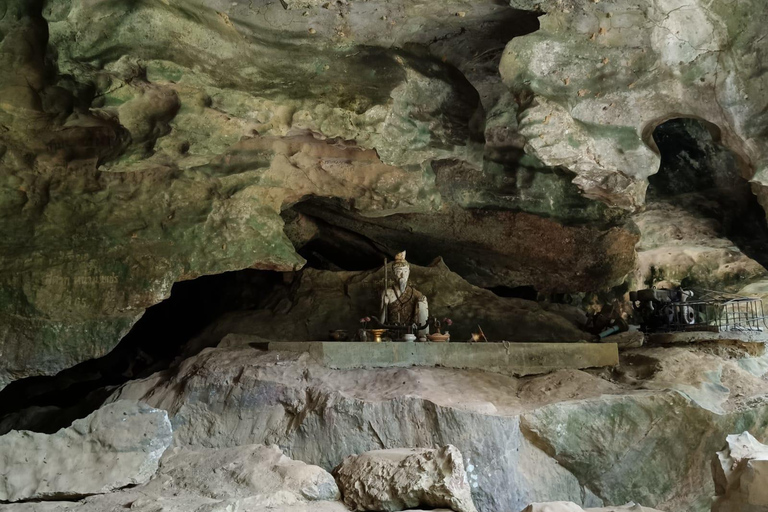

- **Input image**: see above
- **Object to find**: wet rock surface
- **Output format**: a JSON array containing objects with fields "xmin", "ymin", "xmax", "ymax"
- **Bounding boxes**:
[
  {"xmin": 333, "ymin": 445, "xmax": 477, "ymax": 512},
  {"xmin": 0, "ymin": 401, "xmax": 172, "ymax": 502}
]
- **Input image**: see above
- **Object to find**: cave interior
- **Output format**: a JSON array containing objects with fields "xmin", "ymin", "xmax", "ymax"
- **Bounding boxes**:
[{"xmin": 1, "ymin": 1, "xmax": 768, "ymax": 511}]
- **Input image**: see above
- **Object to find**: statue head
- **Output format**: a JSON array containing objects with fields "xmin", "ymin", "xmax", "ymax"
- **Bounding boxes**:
[{"xmin": 392, "ymin": 251, "xmax": 410, "ymax": 286}]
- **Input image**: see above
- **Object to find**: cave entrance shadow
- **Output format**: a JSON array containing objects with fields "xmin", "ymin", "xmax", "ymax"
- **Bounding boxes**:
[
  {"xmin": 0, "ymin": 270, "xmax": 284, "ymax": 434},
  {"xmin": 648, "ymin": 118, "xmax": 768, "ymax": 270}
]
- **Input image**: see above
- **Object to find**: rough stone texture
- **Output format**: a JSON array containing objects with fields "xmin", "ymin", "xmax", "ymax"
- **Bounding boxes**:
[
  {"xmin": 523, "ymin": 504, "xmax": 585, "ymax": 512},
  {"xmin": 109, "ymin": 345, "xmax": 768, "ymax": 512},
  {"xmin": 333, "ymin": 446, "xmax": 477, "ymax": 512},
  {"xmin": 0, "ymin": 444, "xmax": 344, "ymax": 512},
  {"xmin": 145, "ymin": 444, "xmax": 340, "ymax": 504},
  {"xmin": 632, "ymin": 201, "xmax": 768, "ymax": 291},
  {"xmin": 291, "ymin": 203, "xmax": 638, "ymax": 292},
  {"xmin": 0, "ymin": 400, "xmax": 171, "ymax": 502},
  {"xmin": 0, "ymin": 503, "xmax": 350, "ymax": 512},
  {"xmin": 608, "ymin": 331, "xmax": 645, "ymax": 351},
  {"xmin": 184, "ymin": 260, "xmax": 592, "ymax": 350},
  {"xmin": 502, "ymin": 0, "xmax": 768, "ymax": 211},
  {"xmin": 0, "ymin": 0, "xmax": 643, "ymax": 390},
  {"xmin": 627, "ymin": 118, "xmax": 768, "ymax": 293},
  {"xmin": 711, "ymin": 431, "xmax": 768, "ymax": 512},
  {"xmin": 523, "ymin": 504, "xmax": 664, "ymax": 512},
  {"xmin": 648, "ymin": 332, "xmax": 768, "ymax": 352}
]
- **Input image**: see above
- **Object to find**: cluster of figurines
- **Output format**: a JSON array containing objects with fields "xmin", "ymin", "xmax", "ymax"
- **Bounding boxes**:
[{"xmin": 358, "ymin": 251, "xmax": 450, "ymax": 342}]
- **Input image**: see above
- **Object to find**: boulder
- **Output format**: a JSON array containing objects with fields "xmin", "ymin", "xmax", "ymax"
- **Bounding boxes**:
[
  {"xmin": 333, "ymin": 446, "xmax": 477, "ymax": 512},
  {"xmin": 0, "ymin": 400, "xmax": 172, "ymax": 502},
  {"xmin": 112, "ymin": 347, "xmax": 611, "ymax": 511},
  {"xmin": 145, "ymin": 444, "xmax": 340, "ymax": 504},
  {"xmin": 711, "ymin": 431, "xmax": 768, "ymax": 512},
  {"xmin": 0, "ymin": 444, "xmax": 344, "ymax": 512},
  {"xmin": 523, "ymin": 504, "xmax": 585, "ymax": 512},
  {"xmin": 605, "ymin": 331, "xmax": 645, "ymax": 351},
  {"xmin": 587, "ymin": 504, "xmax": 664, "ymax": 512}
]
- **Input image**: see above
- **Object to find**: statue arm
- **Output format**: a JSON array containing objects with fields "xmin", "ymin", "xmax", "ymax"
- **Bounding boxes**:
[
  {"xmin": 417, "ymin": 296, "xmax": 429, "ymax": 335},
  {"xmin": 380, "ymin": 289, "xmax": 388, "ymax": 323}
]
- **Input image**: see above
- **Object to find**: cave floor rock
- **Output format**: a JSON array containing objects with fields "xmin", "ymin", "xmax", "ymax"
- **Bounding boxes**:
[
  {"xmin": 0, "ymin": 401, "xmax": 172, "ymax": 502},
  {"xmin": 0, "ymin": 443, "xmax": 345, "ymax": 512},
  {"xmin": 103, "ymin": 343, "xmax": 768, "ymax": 512}
]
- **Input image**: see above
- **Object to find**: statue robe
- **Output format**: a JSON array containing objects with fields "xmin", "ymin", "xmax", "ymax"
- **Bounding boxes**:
[{"xmin": 386, "ymin": 285, "xmax": 425, "ymax": 326}]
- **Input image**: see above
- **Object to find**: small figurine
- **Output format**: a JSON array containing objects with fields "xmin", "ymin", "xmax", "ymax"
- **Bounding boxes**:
[
  {"xmin": 358, "ymin": 317, "xmax": 371, "ymax": 342},
  {"xmin": 380, "ymin": 251, "xmax": 429, "ymax": 338}
]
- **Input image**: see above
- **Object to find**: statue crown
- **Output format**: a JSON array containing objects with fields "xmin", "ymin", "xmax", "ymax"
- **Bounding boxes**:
[{"xmin": 393, "ymin": 251, "xmax": 409, "ymax": 269}]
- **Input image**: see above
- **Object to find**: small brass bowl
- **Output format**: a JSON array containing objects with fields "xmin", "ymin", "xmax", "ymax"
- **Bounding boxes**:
[{"xmin": 369, "ymin": 329, "xmax": 388, "ymax": 343}]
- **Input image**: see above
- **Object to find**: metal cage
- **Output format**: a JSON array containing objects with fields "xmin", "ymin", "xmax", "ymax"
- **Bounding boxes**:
[{"xmin": 632, "ymin": 288, "xmax": 768, "ymax": 333}]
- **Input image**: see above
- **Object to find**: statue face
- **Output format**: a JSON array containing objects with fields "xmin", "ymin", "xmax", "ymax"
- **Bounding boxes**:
[{"xmin": 393, "ymin": 265, "xmax": 409, "ymax": 283}]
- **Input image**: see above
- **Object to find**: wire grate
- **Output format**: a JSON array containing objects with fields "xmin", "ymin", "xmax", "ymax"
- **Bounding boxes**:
[{"xmin": 631, "ymin": 288, "xmax": 768, "ymax": 333}]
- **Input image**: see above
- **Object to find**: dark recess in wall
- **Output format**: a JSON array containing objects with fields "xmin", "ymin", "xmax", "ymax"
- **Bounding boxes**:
[
  {"xmin": 0, "ymin": 270, "xmax": 282, "ymax": 434},
  {"xmin": 649, "ymin": 118, "xmax": 768, "ymax": 270},
  {"xmin": 487, "ymin": 285, "xmax": 539, "ymax": 301}
]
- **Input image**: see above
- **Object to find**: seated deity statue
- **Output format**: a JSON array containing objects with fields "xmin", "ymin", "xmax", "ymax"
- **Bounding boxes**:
[{"xmin": 380, "ymin": 251, "xmax": 429, "ymax": 337}]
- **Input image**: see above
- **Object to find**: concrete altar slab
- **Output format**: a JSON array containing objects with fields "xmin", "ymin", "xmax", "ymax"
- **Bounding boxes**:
[{"xmin": 266, "ymin": 341, "xmax": 619, "ymax": 377}]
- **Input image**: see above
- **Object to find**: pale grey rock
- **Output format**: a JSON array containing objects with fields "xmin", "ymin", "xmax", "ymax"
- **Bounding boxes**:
[
  {"xmin": 146, "ymin": 444, "xmax": 340, "ymax": 504},
  {"xmin": 108, "ymin": 345, "xmax": 768, "ymax": 512},
  {"xmin": 333, "ymin": 445, "xmax": 477, "ymax": 512},
  {"xmin": 523, "ymin": 504, "xmax": 584, "ymax": 512},
  {"xmin": 110, "ymin": 348, "xmax": 610, "ymax": 512},
  {"xmin": 0, "ymin": 495, "xmax": 350, "ymax": 512},
  {"xmin": 522, "ymin": 503, "xmax": 664, "ymax": 512},
  {"xmin": 711, "ymin": 431, "xmax": 768, "ymax": 512},
  {"xmin": 0, "ymin": 444, "xmax": 342, "ymax": 512},
  {"xmin": 0, "ymin": 401, "xmax": 172, "ymax": 502},
  {"xmin": 633, "ymin": 201, "xmax": 768, "ymax": 293},
  {"xmin": 501, "ymin": 0, "xmax": 768, "ymax": 212}
]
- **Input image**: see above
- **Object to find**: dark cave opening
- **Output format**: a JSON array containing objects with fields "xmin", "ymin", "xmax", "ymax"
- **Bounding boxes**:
[
  {"xmin": 649, "ymin": 118, "xmax": 768, "ymax": 270},
  {"xmin": 0, "ymin": 269, "xmax": 285, "ymax": 434},
  {"xmin": 282, "ymin": 203, "xmax": 395, "ymax": 271},
  {"xmin": 487, "ymin": 285, "xmax": 539, "ymax": 301}
]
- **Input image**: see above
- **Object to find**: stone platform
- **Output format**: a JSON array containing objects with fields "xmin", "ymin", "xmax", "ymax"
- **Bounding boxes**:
[
  {"xmin": 265, "ymin": 341, "xmax": 619, "ymax": 377},
  {"xmin": 649, "ymin": 330, "xmax": 768, "ymax": 344},
  {"xmin": 648, "ymin": 330, "xmax": 767, "ymax": 356}
]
